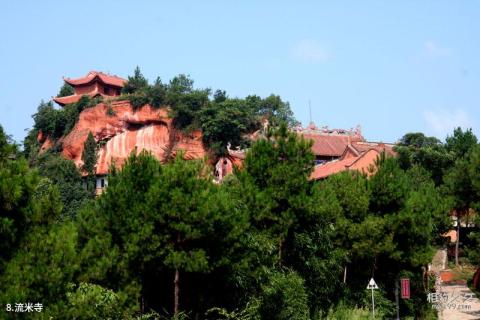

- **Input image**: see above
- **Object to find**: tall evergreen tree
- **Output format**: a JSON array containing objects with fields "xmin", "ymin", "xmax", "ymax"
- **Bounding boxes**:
[
  {"xmin": 77, "ymin": 152, "xmax": 248, "ymax": 317},
  {"xmin": 446, "ymin": 127, "xmax": 478, "ymax": 159},
  {"xmin": 81, "ymin": 132, "xmax": 97, "ymax": 193},
  {"xmin": 82, "ymin": 132, "xmax": 97, "ymax": 176},
  {"xmin": 238, "ymin": 124, "xmax": 315, "ymax": 264},
  {"xmin": 122, "ymin": 66, "xmax": 149, "ymax": 94}
]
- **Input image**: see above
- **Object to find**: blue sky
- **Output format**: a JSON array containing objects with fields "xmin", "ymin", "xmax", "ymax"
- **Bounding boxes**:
[{"xmin": 1, "ymin": 1, "xmax": 479, "ymax": 143}]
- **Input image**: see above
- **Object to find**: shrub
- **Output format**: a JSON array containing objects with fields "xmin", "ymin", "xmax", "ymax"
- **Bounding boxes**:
[{"xmin": 258, "ymin": 271, "xmax": 310, "ymax": 320}]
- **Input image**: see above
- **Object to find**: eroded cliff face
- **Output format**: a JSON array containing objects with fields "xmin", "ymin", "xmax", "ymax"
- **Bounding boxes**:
[{"xmin": 40, "ymin": 100, "xmax": 207, "ymax": 174}]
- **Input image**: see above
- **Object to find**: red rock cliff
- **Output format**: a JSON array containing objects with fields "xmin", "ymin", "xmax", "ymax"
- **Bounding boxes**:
[{"xmin": 46, "ymin": 100, "xmax": 207, "ymax": 175}]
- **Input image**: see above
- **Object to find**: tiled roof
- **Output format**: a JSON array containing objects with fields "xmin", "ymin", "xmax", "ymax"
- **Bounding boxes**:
[
  {"xmin": 310, "ymin": 156, "xmax": 358, "ymax": 180},
  {"xmin": 53, "ymin": 93, "xmax": 106, "ymax": 106},
  {"xmin": 310, "ymin": 144, "xmax": 396, "ymax": 180},
  {"xmin": 310, "ymin": 149, "xmax": 381, "ymax": 180},
  {"xmin": 301, "ymin": 133, "xmax": 364, "ymax": 156},
  {"xmin": 53, "ymin": 95, "xmax": 83, "ymax": 105},
  {"xmin": 64, "ymin": 71, "xmax": 125, "ymax": 88},
  {"xmin": 351, "ymin": 142, "xmax": 396, "ymax": 156}
]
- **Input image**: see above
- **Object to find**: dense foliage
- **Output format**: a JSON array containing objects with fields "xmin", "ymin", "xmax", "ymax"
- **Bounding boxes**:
[
  {"xmin": 120, "ymin": 67, "xmax": 296, "ymax": 155},
  {"xmin": 27, "ymin": 68, "xmax": 296, "ymax": 158},
  {"xmin": 4, "ymin": 69, "xmax": 480, "ymax": 318},
  {"xmin": 32, "ymin": 96, "xmax": 101, "ymax": 141},
  {"xmin": 2, "ymin": 119, "xmax": 472, "ymax": 319},
  {"xmin": 57, "ymin": 83, "xmax": 74, "ymax": 97}
]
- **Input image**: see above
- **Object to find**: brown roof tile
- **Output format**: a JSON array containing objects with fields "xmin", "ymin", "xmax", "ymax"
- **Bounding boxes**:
[
  {"xmin": 64, "ymin": 71, "xmax": 125, "ymax": 88},
  {"xmin": 301, "ymin": 133, "xmax": 364, "ymax": 156}
]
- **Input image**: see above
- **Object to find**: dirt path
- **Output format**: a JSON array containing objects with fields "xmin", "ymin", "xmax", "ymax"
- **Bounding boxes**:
[
  {"xmin": 437, "ymin": 283, "xmax": 480, "ymax": 320},
  {"xmin": 431, "ymin": 249, "xmax": 447, "ymax": 272},
  {"xmin": 432, "ymin": 249, "xmax": 480, "ymax": 320}
]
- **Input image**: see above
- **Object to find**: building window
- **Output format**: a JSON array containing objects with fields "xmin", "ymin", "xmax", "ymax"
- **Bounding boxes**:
[
  {"xmin": 101, "ymin": 178, "xmax": 105, "ymax": 188},
  {"xmin": 104, "ymin": 87, "xmax": 110, "ymax": 95}
]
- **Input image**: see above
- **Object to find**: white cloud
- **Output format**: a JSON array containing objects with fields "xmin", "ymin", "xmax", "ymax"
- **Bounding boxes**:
[
  {"xmin": 422, "ymin": 41, "xmax": 452, "ymax": 58},
  {"xmin": 292, "ymin": 39, "xmax": 329, "ymax": 63},
  {"xmin": 423, "ymin": 109, "xmax": 472, "ymax": 137}
]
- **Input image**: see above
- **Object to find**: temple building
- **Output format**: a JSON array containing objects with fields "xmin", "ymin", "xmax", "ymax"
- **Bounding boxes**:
[
  {"xmin": 214, "ymin": 121, "xmax": 396, "ymax": 182},
  {"xmin": 296, "ymin": 122, "xmax": 365, "ymax": 165},
  {"xmin": 309, "ymin": 140, "xmax": 396, "ymax": 180},
  {"xmin": 53, "ymin": 71, "xmax": 126, "ymax": 194},
  {"xmin": 295, "ymin": 122, "xmax": 396, "ymax": 179},
  {"xmin": 53, "ymin": 71, "xmax": 126, "ymax": 106}
]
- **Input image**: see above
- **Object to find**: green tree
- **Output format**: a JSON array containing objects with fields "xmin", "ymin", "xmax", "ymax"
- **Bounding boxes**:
[
  {"xmin": 0, "ymin": 124, "xmax": 17, "ymax": 160},
  {"xmin": 213, "ymin": 89, "xmax": 227, "ymax": 103},
  {"xmin": 122, "ymin": 66, "xmax": 149, "ymax": 94},
  {"xmin": 31, "ymin": 96, "xmax": 95, "ymax": 142},
  {"xmin": 37, "ymin": 152, "xmax": 91, "ymax": 218},
  {"xmin": 57, "ymin": 83, "xmax": 74, "ymax": 97},
  {"xmin": 398, "ymin": 132, "xmax": 441, "ymax": 148},
  {"xmin": 148, "ymin": 77, "xmax": 167, "ymax": 108},
  {"xmin": 319, "ymin": 157, "xmax": 447, "ymax": 317},
  {"xmin": 369, "ymin": 155, "xmax": 410, "ymax": 215},
  {"xmin": 144, "ymin": 155, "xmax": 234, "ymax": 315},
  {"xmin": 237, "ymin": 125, "xmax": 314, "ymax": 264},
  {"xmin": 285, "ymin": 181, "xmax": 344, "ymax": 311},
  {"xmin": 78, "ymin": 152, "xmax": 248, "ymax": 316},
  {"xmin": 443, "ymin": 157, "xmax": 478, "ymax": 265},
  {"xmin": 0, "ymin": 155, "xmax": 61, "ymax": 271},
  {"xmin": 258, "ymin": 271, "xmax": 309, "ymax": 320},
  {"xmin": 32, "ymin": 100, "xmax": 66, "ymax": 139},
  {"xmin": 200, "ymin": 99, "xmax": 254, "ymax": 155},
  {"xmin": 466, "ymin": 146, "xmax": 480, "ymax": 265},
  {"xmin": 316, "ymin": 172, "xmax": 370, "ymax": 285},
  {"xmin": 63, "ymin": 95, "xmax": 95, "ymax": 136},
  {"xmin": 0, "ymin": 221, "xmax": 79, "ymax": 317},
  {"xmin": 82, "ymin": 132, "xmax": 97, "ymax": 176},
  {"xmin": 233, "ymin": 125, "xmax": 345, "ymax": 314},
  {"xmin": 166, "ymin": 75, "xmax": 210, "ymax": 129},
  {"xmin": 0, "ymin": 132, "xmax": 75, "ymax": 315},
  {"xmin": 395, "ymin": 132, "xmax": 452, "ymax": 185},
  {"xmin": 64, "ymin": 283, "xmax": 125, "ymax": 319},
  {"xmin": 254, "ymin": 94, "xmax": 296, "ymax": 127},
  {"xmin": 81, "ymin": 131, "xmax": 97, "ymax": 195},
  {"xmin": 367, "ymin": 158, "xmax": 447, "ymax": 317},
  {"xmin": 446, "ymin": 127, "xmax": 478, "ymax": 159}
]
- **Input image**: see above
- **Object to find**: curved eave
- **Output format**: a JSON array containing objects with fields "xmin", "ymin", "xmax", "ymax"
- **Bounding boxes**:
[
  {"xmin": 53, "ymin": 93, "xmax": 107, "ymax": 106},
  {"xmin": 53, "ymin": 95, "xmax": 81, "ymax": 106},
  {"xmin": 64, "ymin": 73, "xmax": 125, "ymax": 88}
]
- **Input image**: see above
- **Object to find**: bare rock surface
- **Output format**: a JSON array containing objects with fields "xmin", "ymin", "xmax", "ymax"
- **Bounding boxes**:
[{"xmin": 41, "ymin": 100, "xmax": 207, "ymax": 174}]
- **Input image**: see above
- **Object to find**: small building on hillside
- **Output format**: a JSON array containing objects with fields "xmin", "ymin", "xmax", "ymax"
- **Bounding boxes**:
[
  {"xmin": 214, "ymin": 148, "xmax": 245, "ymax": 182},
  {"xmin": 81, "ymin": 175, "xmax": 108, "ymax": 196},
  {"xmin": 53, "ymin": 71, "xmax": 126, "ymax": 106},
  {"xmin": 54, "ymin": 71, "xmax": 126, "ymax": 194}
]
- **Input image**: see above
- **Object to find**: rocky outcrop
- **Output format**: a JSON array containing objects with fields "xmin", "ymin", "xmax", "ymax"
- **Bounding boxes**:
[
  {"xmin": 38, "ymin": 131, "xmax": 54, "ymax": 154},
  {"xmin": 46, "ymin": 100, "xmax": 207, "ymax": 175}
]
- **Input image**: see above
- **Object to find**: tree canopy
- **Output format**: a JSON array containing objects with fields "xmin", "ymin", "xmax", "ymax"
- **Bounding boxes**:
[{"xmin": 6, "ymin": 74, "xmax": 480, "ymax": 319}]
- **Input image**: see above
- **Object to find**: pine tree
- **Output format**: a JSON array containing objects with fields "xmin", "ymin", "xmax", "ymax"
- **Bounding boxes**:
[
  {"xmin": 82, "ymin": 132, "xmax": 97, "ymax": 191},
  {"xmin": 82, "ymin": 132, "xmax": 96, "ymax": 175},
  {"xmin": 238, "ymin": 124, "xmax": 315, "ymax": 265},
  {"xmin": 122, "ymin": 66, "xmax": 149, "ymax": 94},
  {"xmin": 77, "ymin": 152, "xmax": 247, "ymax": 316}
]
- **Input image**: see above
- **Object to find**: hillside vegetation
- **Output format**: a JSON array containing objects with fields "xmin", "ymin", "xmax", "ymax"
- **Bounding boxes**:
[{"xmin": 1, "ymin": 70, "xmax": 480, "ymax": 319}]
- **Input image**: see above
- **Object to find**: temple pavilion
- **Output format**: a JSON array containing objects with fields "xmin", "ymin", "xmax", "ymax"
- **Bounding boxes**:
[{"xmin": 53, "ymin": 71, "xmax": 126, "ymax": 106}]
